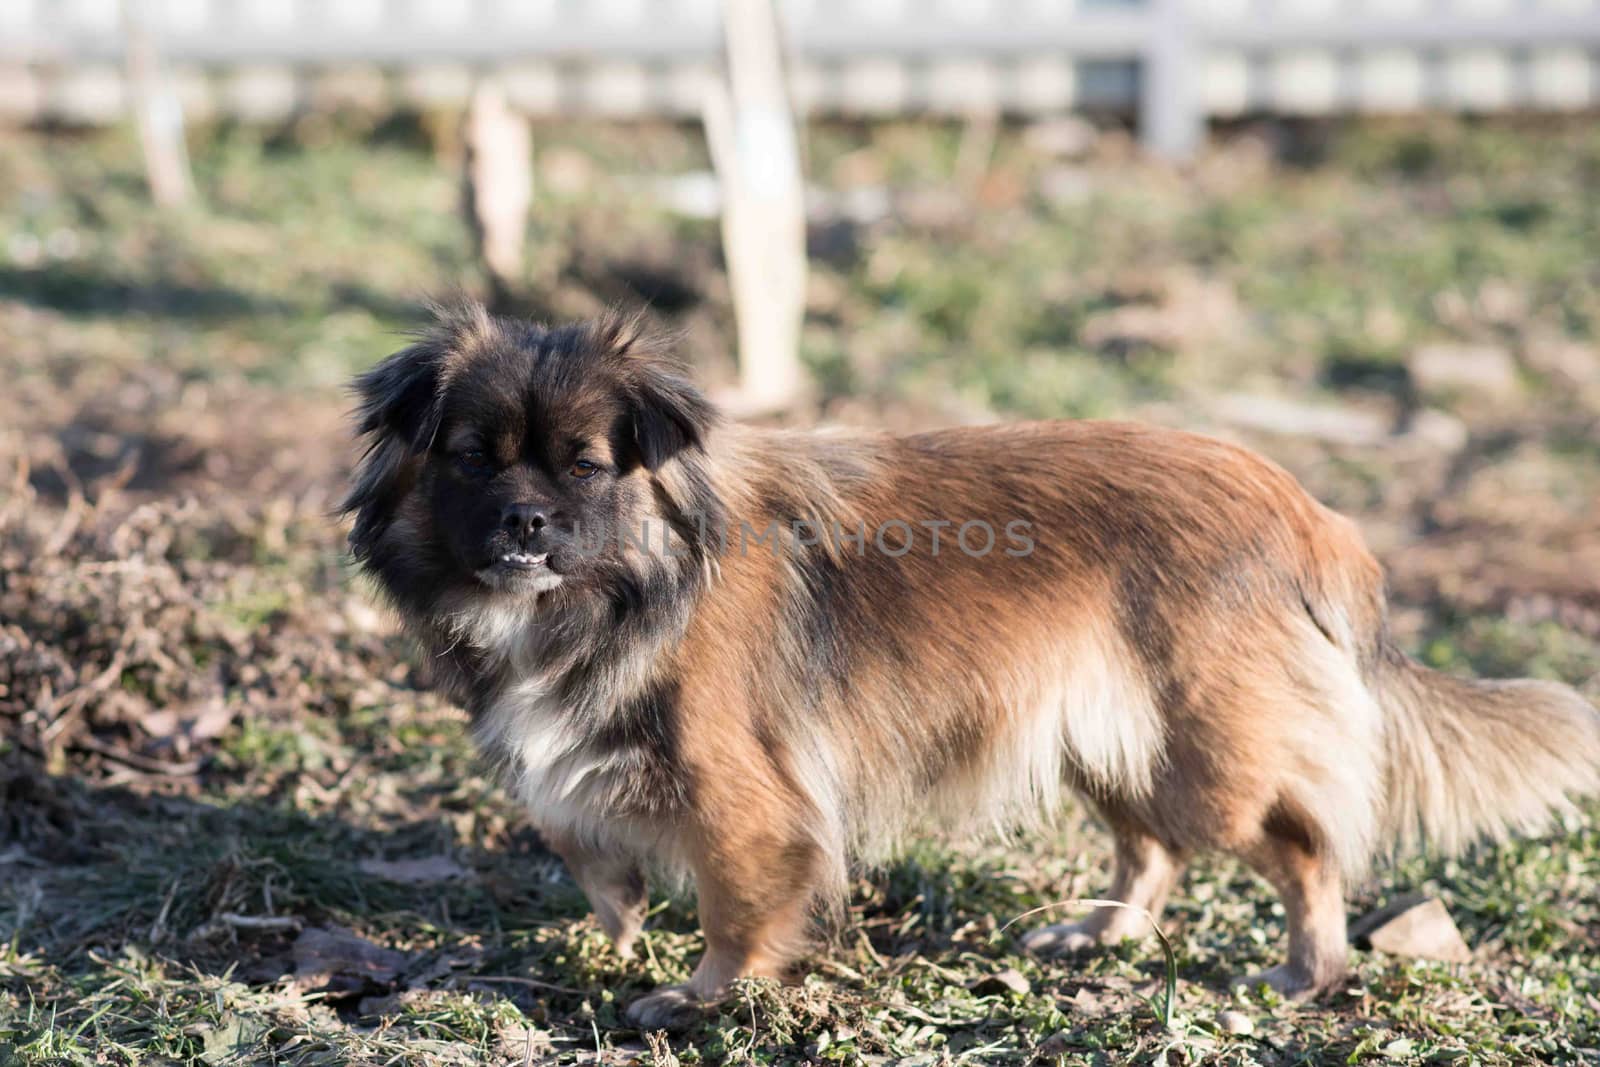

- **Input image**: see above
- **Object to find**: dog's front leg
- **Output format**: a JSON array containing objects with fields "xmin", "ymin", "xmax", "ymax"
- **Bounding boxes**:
[
  {"xmin": 624, "ymin": 821, "xmax": 821, "ymax": 1031},
  {"xmin": 545, "ymin": 831, "xmax": 649, "ymax": 959}
]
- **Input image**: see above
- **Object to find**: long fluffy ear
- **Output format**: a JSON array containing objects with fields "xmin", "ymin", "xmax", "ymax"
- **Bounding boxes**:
[
  {"xmin": 342, "ymin": 340, "xmax": 447, "ymax": 558},
  {"xmin": 629, "ymin": 362, "xmax": 716, "ymax": 470},
  {"xmin": 351, "ymin": 341, "xmax": 448, "ymax": 449},
  {"xmin": 591, "ymin": 311, "xmax": 716, "ymax": 471},
  {"xmin": 343, "ymin": 304, "xmax": 486, "ymax": 557}
]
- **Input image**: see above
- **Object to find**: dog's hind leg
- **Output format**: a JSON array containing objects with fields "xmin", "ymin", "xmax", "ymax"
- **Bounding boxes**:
[
  {"xmin": 1230, "ymin": 806, "xmax": 1349, "ymax": 999},
  {"xmin": 1022, "ymin": 820, "xmax": 1187, "ymax": 956},
  {"xmin": 545, "ymin": 832, "xmax": 649, "ymax": 960}
]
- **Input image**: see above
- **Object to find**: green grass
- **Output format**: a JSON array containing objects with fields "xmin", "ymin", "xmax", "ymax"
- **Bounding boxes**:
[{"xmin": 2, "ymin": 115, "xmax": 1598, "ymax": 1064}]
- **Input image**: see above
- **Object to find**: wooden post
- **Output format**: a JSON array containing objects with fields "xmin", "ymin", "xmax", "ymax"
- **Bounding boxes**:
[
  {"xmin": 464, "ymin": 76, "xmax": 534, "ymax": 301},
  {"xmin": 124, "ymin": 0, "xmax": 193, "ymax": 207},
  {"xmin": 1141, "ymin": 0, "xmax": 1201, "ymax": 161},
  {"xmin": 705, "ymin": 0, "xmax": 807, "ymax": 413}
]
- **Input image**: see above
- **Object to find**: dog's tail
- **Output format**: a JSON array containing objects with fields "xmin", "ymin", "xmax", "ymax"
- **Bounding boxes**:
[{"xmin": 1370, "ymin": 642, "xmax": 1600, "ymax": 856}]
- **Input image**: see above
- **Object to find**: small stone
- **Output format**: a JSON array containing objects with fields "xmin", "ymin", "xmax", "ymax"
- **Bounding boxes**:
[
  {"xmin": 1023, "ymin": 116, "xmax": 1099, "ymax": 159},
  {"xmin": 1038, "ymin": 165, "xmax": 1094, "ymax": 207},
  {"xmin": 1523, "ymin": 336, "xmax": 1600, "ymax": 386},
  {"xmin": 1476, "ymin": 280, "xmax": 1527, "ymax": 325},
  {"xmin": 897, "ymin": 187, "xmax": 967, "ymax": 229},
  {"xmin": 1213, "ymin": 394, "xmax": 1391, "ymax": 446},
  {"xmin": 540, "ymin": 146, "xmax": 595, "ymax": 196},
  {"xmin": 1403, "ymin": 408, "xmax": 1469, "ymax": 454},
  {"xmin": 1216, "ymin": 1010, "xmax": 1254, "ymax": 1036},
  {"xmin": 1359, "ymin": 897, "xmax": 1472, "ymax": 964},
  {"xmin": 1408, "ymin": 343, "xmax": 1519, "ymax": 399},
  {"xmin": 343, "ymin": 598, "xmax": 385, "ymax": 635}
]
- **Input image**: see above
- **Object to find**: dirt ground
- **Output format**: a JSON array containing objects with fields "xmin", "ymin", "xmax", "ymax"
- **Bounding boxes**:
[{"xmin": 1, "ymin": 116, "xmax": 1598, "ymax": 1064}]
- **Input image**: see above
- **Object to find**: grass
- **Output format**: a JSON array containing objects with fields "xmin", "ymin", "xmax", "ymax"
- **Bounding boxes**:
[{"xmin": 2, "ymin": 114, "xmax": 1598, "ymax": 1064}]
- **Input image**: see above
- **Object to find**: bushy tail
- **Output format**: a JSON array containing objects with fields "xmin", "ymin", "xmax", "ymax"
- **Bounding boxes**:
[{"xmin": 1372, "ymin": 644, "xmax": 1600, "ymax": 856}]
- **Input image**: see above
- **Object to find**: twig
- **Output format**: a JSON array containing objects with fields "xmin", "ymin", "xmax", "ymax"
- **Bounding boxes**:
[
  {"xmin": 148, "ymin": 877, "xmax": 181, "ymax": 944},
  {"xmin": 815, "ymin": 958, "xmax": 866, "ymax": 983},
  {"xmin": 42, "ymin": 649, "xmax": 127, "ymax": 746},
  {"xmin": 42, "ymin": 479, "xmax": 88, "ymax": 556},
  {"xmin": 465, "ymin": 975, "xmax": 586, "ymax": 996},
  {"xmin": 71, "ymin": 734, "xmax": 202, "ymax": 777},
  {"xmin": 740, "ymin": 980, "xmax": 759, "ymax": 1058},
  {"xmin": 855, "ymin": 928, "xmax": 888, "ymax": 969},
  {"xmin": 188, "ymin": 912, "xmax": 302, "ymax": 941},
  {"xmin": 891, "ymin": 1002, "xmax": 988, "ymax": 1027},
  {"xmin": 213, "ymin": 913, "xmax": 302, "ymax": 932}
]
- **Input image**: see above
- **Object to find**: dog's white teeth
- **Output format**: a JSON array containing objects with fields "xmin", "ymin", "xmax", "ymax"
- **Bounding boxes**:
[{"xmin": 500, "ymin": 552, "xmax": 547, "ymax": 565}]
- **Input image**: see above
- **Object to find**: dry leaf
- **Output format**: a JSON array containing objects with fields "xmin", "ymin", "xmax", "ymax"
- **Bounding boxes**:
[{"xmin": 292, "ymin": 926, "xmax": 406, "ymax": 995}]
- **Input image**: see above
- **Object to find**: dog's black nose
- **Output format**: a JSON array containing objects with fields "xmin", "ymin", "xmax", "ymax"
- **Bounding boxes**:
[{"xmin": 502, "ymin": 502, "xmax": 550, "ymax": 540}]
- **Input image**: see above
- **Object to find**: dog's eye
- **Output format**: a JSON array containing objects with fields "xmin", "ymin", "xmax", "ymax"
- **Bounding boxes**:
[
  {"xmin": 457, "ymin": 449, "xmax": 490, "ymax": 473},
  {"xmin": 570, "ymin": 459, "xmax": 599, "ymax": 480}
]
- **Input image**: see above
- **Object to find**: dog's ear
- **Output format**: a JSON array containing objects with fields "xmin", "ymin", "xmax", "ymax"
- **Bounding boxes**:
[
  {"xmin": 352, "ymin": 302, "xmax": 495, "ymax": 451},
  {"xmin": 629, "ymin": 362, "xmax": 715, "ymax": 471},
  {"xmin": 593, "ymin": 312, "xmax": 716, "ymax": 471},
  {"xmin": 342, "ymin": 339, "xmax": 448, "ymax": 558},
  {"xmin": 351, "ymin": 339, "xmax": 448, "ymax": 453},
  {"xmin": 343, "ymin": 304, "xmax": 489, "ymax": 557}
]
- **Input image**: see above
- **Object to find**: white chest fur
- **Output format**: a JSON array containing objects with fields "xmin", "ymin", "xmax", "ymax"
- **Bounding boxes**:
[
  {"xmin": 476, "ymin": 675, "xmax": 602, "ymax": 836},
  {"xmin": 450, "ymin": 597, "xmax": 643, "ymax": 846}
]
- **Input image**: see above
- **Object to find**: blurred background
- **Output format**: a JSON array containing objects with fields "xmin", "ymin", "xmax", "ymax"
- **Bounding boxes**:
[{"xmin": 2, "ymin": 1, "xmax": 1600, "ymax": 1063}]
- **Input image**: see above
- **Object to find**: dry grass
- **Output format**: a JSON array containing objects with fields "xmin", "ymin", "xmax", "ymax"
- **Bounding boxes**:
[{"xmin": 1, "ymin": 115, "xmax": 1598, "ymax": 1064}]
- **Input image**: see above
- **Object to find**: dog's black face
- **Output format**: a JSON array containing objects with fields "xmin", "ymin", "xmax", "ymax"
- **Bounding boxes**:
[
  {"xmin": 344, "ymin": 307, "xmax": 715, "ymax": 613},
  {"xmin": 430, "ymin": 352, "xmax": 631, "ymax": 595}
]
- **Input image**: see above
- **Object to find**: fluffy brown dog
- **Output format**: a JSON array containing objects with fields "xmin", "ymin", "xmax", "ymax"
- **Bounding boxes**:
[{"xmin": 344, "ymin": 304, "xmax": 1600, "ymax": 1029}]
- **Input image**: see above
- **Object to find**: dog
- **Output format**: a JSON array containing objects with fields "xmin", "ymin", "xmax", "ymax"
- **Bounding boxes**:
[{"xmin": 343, "ymin": 303, "xmax": 1600, "ymax": 1029}]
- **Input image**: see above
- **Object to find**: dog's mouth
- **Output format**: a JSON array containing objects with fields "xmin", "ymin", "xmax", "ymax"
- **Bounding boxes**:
[
  {"xmin": 474, "ymin": 549, "xmax": 563, "ymax": 591},
  {"xmin": 495, "ymin": 551, "xmax": 549, "ymax": 571}
]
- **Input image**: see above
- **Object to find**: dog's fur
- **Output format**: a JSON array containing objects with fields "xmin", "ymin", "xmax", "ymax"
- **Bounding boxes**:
[{"xmin": 344, "ymin": 304, "xmax": 1600, "ymax": 1029}]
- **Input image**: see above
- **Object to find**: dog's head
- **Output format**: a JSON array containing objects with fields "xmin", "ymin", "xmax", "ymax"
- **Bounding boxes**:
[{"xmin": 343, "ymin": 304, "xmax": 716, "ymax": 614}]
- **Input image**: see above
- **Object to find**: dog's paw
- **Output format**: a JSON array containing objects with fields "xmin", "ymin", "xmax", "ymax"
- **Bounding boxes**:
[
  {"xmin": 598, "ymin": 913, "xmax": 643, "ymax": 961},
  {"xmin": 1228, "ymin": 964, "xmax": 1333, "ymax": 1002},
  {"xmin": 1020, "ymin": 921, "xmax": 1103, "ymax": 957},
  {"xmin": 591, "ymin": 891, "xmax": 647, "ymax": 962},
  {"xmin": 624, "ymin": 986, "xmax": 703, "ymax": 1031}
]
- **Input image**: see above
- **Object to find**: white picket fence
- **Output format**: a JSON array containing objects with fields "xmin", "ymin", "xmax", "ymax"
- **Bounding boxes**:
[
  {"xmin": 4, "ymin": 0, "xmax": 1599, "ymax": 157},
  {"xmin": 6, "ymin": 0, "xmax": 1597, "ymax": 409}
]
